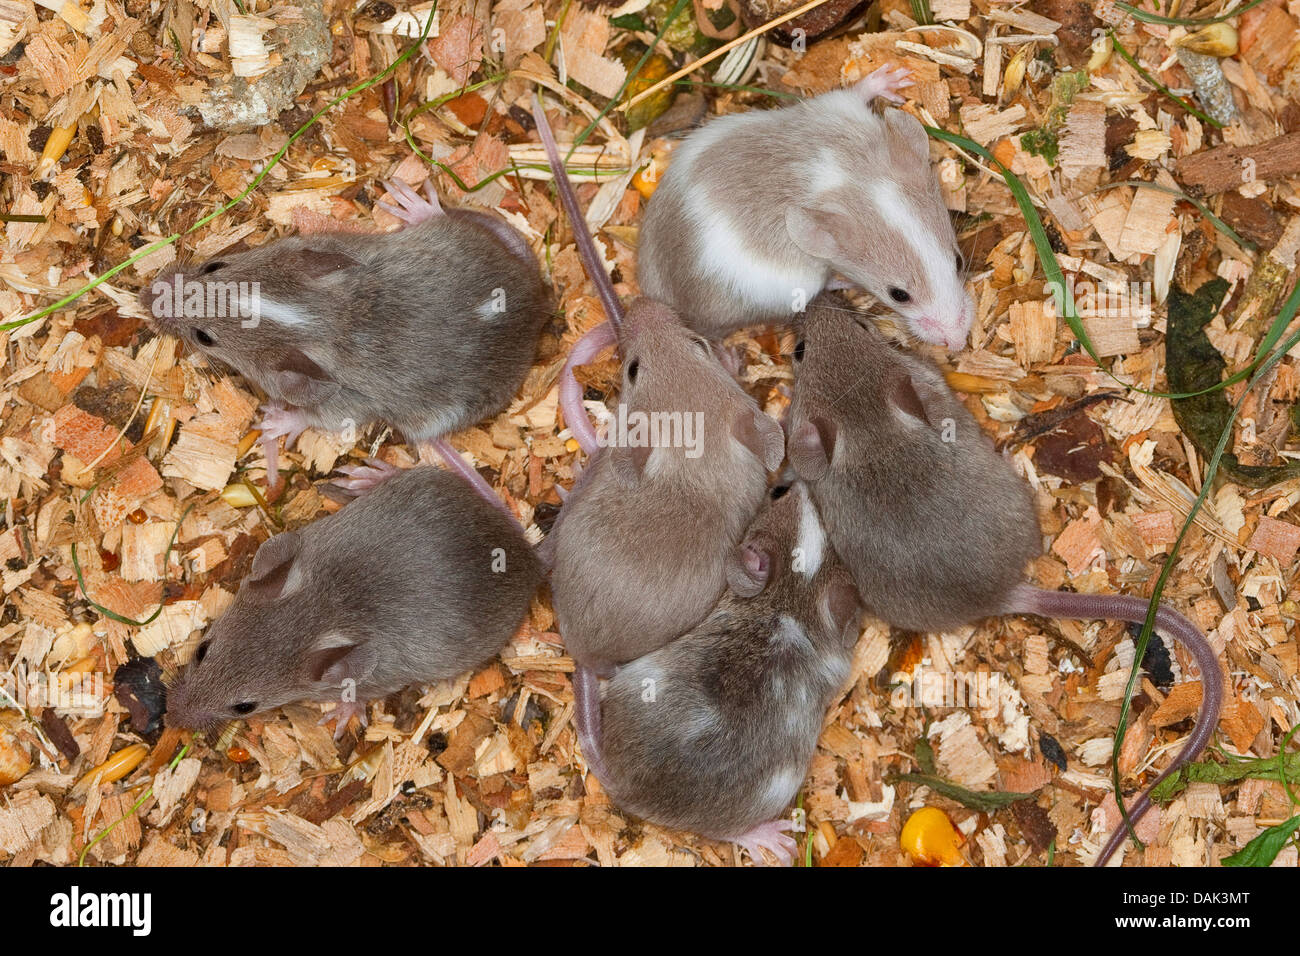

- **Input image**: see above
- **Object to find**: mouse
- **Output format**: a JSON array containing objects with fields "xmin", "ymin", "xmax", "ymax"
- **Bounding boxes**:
[
  {"xmin": 635, "ymin": 64, "xmax": 974, "ymax": 351},
  {"xmin": 163, "ymin": 465, "xmax": 542, "ymax": 738},
  {"xmin": 139, "ymin": 180, "xmax": 551, "ymax": 497},
  {"xmin": 531, "ymin": 95, "xmax": 785, "ymax": 672},
  {"xmin": 784, "ymin": 295, "xmax": 1224, "ymax": 866},
  {"xmin": 573, "ymin": 480, "xmax": 863, "ymax": 865}
]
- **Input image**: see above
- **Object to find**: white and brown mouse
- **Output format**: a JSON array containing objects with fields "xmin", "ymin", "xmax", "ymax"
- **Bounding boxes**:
[
  {"xmin": 164, "ymin": 465, "xmax": 542, "ymax": 738},
  {"xmin": 573, "ymin": 481, "xmax": 862, "ymax": 865},
  {"xmin": 636, "ymin": 65, "xmax": 973, "ymax": 350},
  {"xmin": 139, "ymin": 182, "xmax": 551, "ymax": 492},
  {"xmin": 532, "ymin": 95, "xmax": 784, "ymax": 673},
  {"xmin": 785, "ymin": 295, "xmax": 1223, "ymax": 865}
]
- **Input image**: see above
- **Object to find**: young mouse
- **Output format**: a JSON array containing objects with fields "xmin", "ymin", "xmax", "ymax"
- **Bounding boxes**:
[
  {"xmin": 139, "ymin": 181, "xmax": 551, "ymax": 496},
  {"xmin": 784, "ymin": 296, "xmax": 1223, "ymax": 866},
  {"xmin": 164, "ymin": 465, "xmax": 542, "ymax": 738},
  {"xmin": 573, "ymin": 481, "xmax": 863, "ymax": 865},
  {"xmin": 532, "ymin": 95, "xmax": 785, "ymax": 672},
  {"xmin": 636, "ymin": 65, "xmax": 974, "ymax": 351}
]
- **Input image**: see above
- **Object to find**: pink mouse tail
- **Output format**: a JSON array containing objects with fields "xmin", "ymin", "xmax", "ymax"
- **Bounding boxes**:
[
  {"xmin": 1005, "ymin": 584, "xmax": 1223, "ymax": 867},
  {"xmin": 530, "ymin": 94, "xmax": 625, "ymax": 332},
  {"xmin": 559, "ymin": 321, "xmax": 617, "ymax": 456},
  {"xmin": 427, "ymin": 437, "xmax": 518, "ymax": 523},
  {"xmin": 572, "ymin": 664, "xmax": 612, "ymax": 786}
]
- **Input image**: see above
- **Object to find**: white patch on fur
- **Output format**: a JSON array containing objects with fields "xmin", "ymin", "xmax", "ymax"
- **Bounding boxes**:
[
  {"xmin": 281, "ymin": 561, "xmax": 307, "ymax": 599},
  {"xmin": 695, "ymin": 211, "xmax": 825, "ymax": 312},
  {"xmin": 868, "ymin": 180, "xmax": 967, "ymax": 327},
  {"xmin": 253, "ymin": 300, "xmax": 311, "ymax": 327},
  {"xmin": 794, "ymin": 489, "xmax": 825, "ymax": 580},
  {"xmin": 474, "ymin": 296, "xmax": 499, "ymax": 320},
  {"xmin": 773, "ymin": 615, "xmax": 813, "ymax": 653},
  {"xmin": 761, "ymin": 764, "xmax": 806, "ymax": 816}
]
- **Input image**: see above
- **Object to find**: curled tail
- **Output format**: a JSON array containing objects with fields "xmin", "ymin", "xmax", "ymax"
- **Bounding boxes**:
[
  {"xmin": 1006, "ymin": 585, "xmax": 1223, "ymax": 867},
  {"xmin": 572, "ymin": 664, "xmax": 611, "ymax": 785}
]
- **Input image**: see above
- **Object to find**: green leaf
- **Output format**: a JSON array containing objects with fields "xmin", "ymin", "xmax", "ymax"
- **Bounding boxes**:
[
  {"xmin": 1115, "ymin": 0, "xmax": 1269, "ymax": 26},
  {"xmin": 1222, "ymin": 815, "xmax": 1300, "ymax": 867},
  {"xmin": 1167, "ymin": 279, "xmax": 1300, "ymax": 488},
  {"xmin": 889, "ymin": 773, "xmax": 1036, "ymax": 812}
]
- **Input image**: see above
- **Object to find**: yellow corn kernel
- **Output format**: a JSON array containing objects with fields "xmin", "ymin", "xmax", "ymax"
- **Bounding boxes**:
[
  {"xmin": 34, "ymin": 122, "xmax": 77, "ymax": 180},
  {"xmin": 900, "ymin": 807, "xmax": 967, "ymax": 867},
  {"xmin": 1177, "ymin": 23, "xmax": 1238, "ymax": 58},
  {"xmin": 0, "ymin": 715, "xmax": 32, "ymax": 786},
  {"xmin": 565, "ymin": 438, "xmax": 580, "ymax": 453},
  {"xmin": 76, "ymin": 743, "xmax": 148, "ymax": 790},
  {"xmin": 220, "ymin": 482, "xmax": 259, "ymax": 508},
  {"xmin": 1002, "ymin": 46, "xmax": 1031, "ymax": 99}
]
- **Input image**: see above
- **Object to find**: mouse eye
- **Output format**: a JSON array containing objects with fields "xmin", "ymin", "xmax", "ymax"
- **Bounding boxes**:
[
  {"xmin": 232, "ymin": 701, "xmax": 257, "ymax": 716},
  {"xmin": 888, "ymin": 287, "xmax": 911, "ymax": 304},
  {"xmin": 193, "ymin": 328, "xmax": 215, "ymax": 347},
  {"xmin": 793, "ymin": 339, "xmax": 805, "ymax": 362},
  {"xmin": 625, "ymin": 358, "xmax": 639, "ymax": 383},
  {"xmin": 194, "ymin": 640, "xmax": 210, "ymax": 664},
  {"xmin": 200, "ymin": 261, "xmax": 226, "ymax": 275}
]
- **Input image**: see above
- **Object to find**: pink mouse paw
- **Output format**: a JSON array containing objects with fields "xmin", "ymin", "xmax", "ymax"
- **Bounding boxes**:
[
  {"xmin": 319, "ymin": 700, "xmax": 368, "ymax": 741},
  {"xmin": 856, "ymin": 64, "xmax": 914, "ymax": 104},
  {"xmin": 257, "ymin": 403, "xmax": 309, "ymax": 490},
  {"xmin": 729, "ymin": 819, "xmax": 798, "ymax": 867},
  {"xmin": 376, "ymin": 178, "xmax": 443, "ymax": 225},
  {"xmin": 333, "ymin": 457, "xmax": 402, "ymax": 496}
]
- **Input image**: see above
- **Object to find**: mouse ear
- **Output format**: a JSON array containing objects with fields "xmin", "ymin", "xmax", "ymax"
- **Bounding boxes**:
[
  {"xmin": 731, "ymin": 407, "xmax": 785, "ymax": 472},
  {"xmin": 785, "ymin": 206, "xmax": 841, "ymax": 261},
  {"xmin": 889, "ymin": 369, "xmax": 945, "ymax": 429},
  {"xmin": 820, "ymin": 569, "xmax": 864, "ymax": 648},
  {"xmin": 283, "ymin": 248, "xmax": 361, "ymax": 280},
  {"xmin": 788, "ymin": 418, "xmax": 834, "ymax": 481},
  {"xmin": 726, "ymin": 540, "xmax": 772, "ymax": 598},
  {"xmin": 883, "ymin": 108, "xmax": 930, "ymax": 158},
  {"xmin": 272, "ymin": 350, "xmax": 341, "ymax": 407},
  {"xmin": 305, "ymin": 633, "xmax": 360, "ymax": 685},
  {"xmin": 245, "ymin": 531, "xmax": 302, "ymax": 601}
]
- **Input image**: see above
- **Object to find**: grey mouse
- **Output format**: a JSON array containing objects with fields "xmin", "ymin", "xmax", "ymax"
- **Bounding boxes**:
[
  {"xmin": 532, "ymin": 96, "xmax": 784, "ymax": 672},
  {"xmin": 636, "ymin": 65, "xmax": 973, "ymax": 350},
  {"xmin": 139, "ymin": 182, "xmax": 551, "ymax": 495},
  {"xmin": 573, "ymin": 481, "xmax": 862, "ymax": 865},
  {"xmin": 164, "ymin": 465, "xmax": 542, "ymax": 737},
  {"xmin": 785, "ymin": 296, "xmax": 1223, "ymax": 866}
]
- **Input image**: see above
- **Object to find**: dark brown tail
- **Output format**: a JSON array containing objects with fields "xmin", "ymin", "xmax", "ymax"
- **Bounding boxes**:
[
  {"xmin": 530, "ymin": 94, "xmax": 624, "ymax": 331},
  {"xmin": 1005, "ymin": 585, "xmax": 1222, "ymax": 866}
]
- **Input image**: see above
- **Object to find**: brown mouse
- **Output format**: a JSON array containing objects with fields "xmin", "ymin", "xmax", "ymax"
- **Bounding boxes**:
[
  {"xmin": 139, "ymin": 181, "xmax": 551, "ymax": 496},
  {"xmin": 785, "ymin": 296, "xmax": 1223, "ymax": 866},
  {"xmin": 573, "ymin": 481, "xmax": 863, "ymax": 864},
  {"xmin": 164, "ymin": 465, "xmax": 541, "ymax": 738},
  {"xmin": 532, "ymin": 95, "xmax": 784, "ymax": 672}
]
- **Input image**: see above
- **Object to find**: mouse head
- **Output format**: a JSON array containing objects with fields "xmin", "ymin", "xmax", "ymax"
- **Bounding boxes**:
[
  {"xmin": 617, "ymin": 298, "xmax": 722, "ymax": 396},
  {"xmin": 164, "ymin": 531, "xmax": 369, "ymax": 734},
  {"xmin": 725, "ymin": 482, "xmax": 862, "ymax": 647},
  {"xmin": 788, "ymin": 303, "xmax": 959, "ymax": 482},
  {"xmin": 784, "ymin": 110, "xmax": 972, "ymax": 351},
  {"xmin": 605, "ymin": 297, "xmax": 785, "ymax": 482},
  {"xmin": 139, "ymin": 240, "xmax": 357, "ymax": 407}
]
